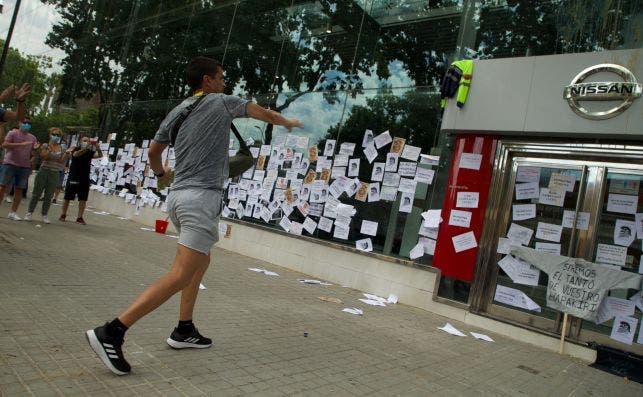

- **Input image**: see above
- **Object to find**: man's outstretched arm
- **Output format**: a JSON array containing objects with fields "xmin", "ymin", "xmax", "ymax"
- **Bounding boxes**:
[{"xmin": 246, "ymin": 102, "xmax": 303, "ymax": 132}]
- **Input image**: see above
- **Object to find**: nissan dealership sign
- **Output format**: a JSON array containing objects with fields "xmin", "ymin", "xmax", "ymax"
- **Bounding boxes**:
[{"xmin": 563, "ymin": 63, "xmax": 641, "ymax": 120}]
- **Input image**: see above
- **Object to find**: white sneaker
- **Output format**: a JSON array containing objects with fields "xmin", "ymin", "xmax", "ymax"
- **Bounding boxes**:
[
  {"xmin": 42, "ymin": 215, "xmax": 50, "ymax": 224},
  {"xmin": 4, "ymin": 197, "xmax": 12, "ymax": 203},
  {"xmin": 24, "ymin": 212, "xmax": 32, "ymax": 222},
  {"xmin": 7, "ymin": 212, "xmax": 22, "ymax": 221}
]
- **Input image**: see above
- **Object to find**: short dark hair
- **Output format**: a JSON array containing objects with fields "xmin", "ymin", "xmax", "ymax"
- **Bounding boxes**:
[{"xmin": 186, "ymin": 56, "xmax": 222, "ymax": 91}]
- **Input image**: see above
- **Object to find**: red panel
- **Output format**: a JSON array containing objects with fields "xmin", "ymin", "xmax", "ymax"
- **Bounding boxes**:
[{"xmin": 432, "ymin": 135, "xmax": 498, "ymax": 282}]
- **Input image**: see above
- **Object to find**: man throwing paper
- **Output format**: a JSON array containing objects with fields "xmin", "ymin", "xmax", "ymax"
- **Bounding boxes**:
[{"xmin": 86, "ymin": 56, "xmax": 303, "ymax": 375}]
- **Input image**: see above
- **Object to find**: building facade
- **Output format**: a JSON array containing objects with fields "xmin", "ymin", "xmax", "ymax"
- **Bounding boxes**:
[
  {"xmin": 438, "ymin": 49, "xmax": 642, "ymax": 356},
  {"xmin": 65, "ymin": 1, "xmax": 643, "ymax": 356}
]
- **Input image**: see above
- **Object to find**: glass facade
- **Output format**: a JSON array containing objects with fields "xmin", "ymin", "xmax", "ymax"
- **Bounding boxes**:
[{"xmin": 52, "ymin": 0, "xmax": 642, "ymax": 260}]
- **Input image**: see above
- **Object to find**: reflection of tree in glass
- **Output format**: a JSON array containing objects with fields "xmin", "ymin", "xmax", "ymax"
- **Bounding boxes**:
[
  {"xmin": 473, "ymin": 0, "xmax": 640, "ymax": 59},
  {"xmin": 44, "ymin": 0, "xmax": 456, "ymax": 144}
]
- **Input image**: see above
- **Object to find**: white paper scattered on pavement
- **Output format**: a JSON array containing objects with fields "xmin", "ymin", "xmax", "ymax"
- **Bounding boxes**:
[
  {"xmin": 199, "ymin": 283, "xmax": 207, "ymax": 290},
  {"xmin": 140, "ymin": 227, "xmax": 155, "ymax": 232},
  {"xmin": 359, "ymin": 298, "xmax": 386, "ymax": 307},
  {"xmin": 363, "ymin": 293, "xmax": 387, "ymax": 303},
  {"xmin": 470, "ymin": 332, "xmax": 494, "ymax": 342},
  {"xmin": 438, "ymin": 323, "xmax": 467, "ymax": 337},
  {"xmin": 343, "ymin": 307, "xmax": 364, "ymax": 316},
  {"xmin": 387, "ymin": 294, "xmax": 399, "ymax": 304},
  {"xmin": 248, "ymin": 268, "xmax": 279, "ymax": 276},
  {"xmin": 94, "ymin": 211, "xmax": 110, "ymax": 215},
  {"xmin": 298, "ymin": 279, "xmax": 332, "ymax": 285}
]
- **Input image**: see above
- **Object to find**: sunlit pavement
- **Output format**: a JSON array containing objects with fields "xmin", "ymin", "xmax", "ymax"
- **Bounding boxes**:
[{"xmin": 1, "ymin": 202, "xmax": 641, "ymax": 396}]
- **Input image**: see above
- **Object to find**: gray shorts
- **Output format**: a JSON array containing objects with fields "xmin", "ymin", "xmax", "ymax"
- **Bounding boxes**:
[{"xmin": 167, "ymin": 188, "xmax": 223, "ymax": 255}]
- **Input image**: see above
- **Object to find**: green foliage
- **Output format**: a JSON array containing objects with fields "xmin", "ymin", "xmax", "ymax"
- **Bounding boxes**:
[
  {"xmin": 41, "ymin": 0, "xmax": 456, "ymax": 144},
  {"xmin": 40, "ymin": 0, "xmax": 640, "ymax": 147},
  {"xmin": 325, "ymin": 89, "xmax": 441, "ymax": 153},
  {"xmin": 30, "ymin": 108, "xmax": 99, "ymax": 142},
  {"xmin": 0, "ymin": 40, "xmax": 49, "ymax": 115}
]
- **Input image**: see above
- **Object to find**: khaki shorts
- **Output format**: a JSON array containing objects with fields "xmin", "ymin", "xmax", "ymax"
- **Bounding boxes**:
[{"xmin": 167, "ymin": 188, "xmax": 223, "ymax": 254}]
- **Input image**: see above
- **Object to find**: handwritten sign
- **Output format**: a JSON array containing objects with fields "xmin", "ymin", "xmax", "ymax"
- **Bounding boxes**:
[
  {"xmin": 535, "ymin": 222, "xmax": 563, "ymax": 243},
  {"xmin": 449, "ymin": 210, "xmax": 472, "ymax": 228},
  {"xmin": 607, "ymin": 193, "xmax": 637, "ymax": 214},
  {"xmin": 459, "ymin": 153, "xmax": 482, "ymax": 170},
  {"xmin": 512, "ymin": 204, "xmax": 536, "ymax": 221},
  {"xmin": 516, "ymin": 166, "xmax": 541, "ymax": 183},
  {"xmin": 596, "ymin": 244, "xmax": 627, "ymax": 267},
  {"xmin": 562, "ymin": 210, "xmax": 590, "ymax": 230},
  {"xmin": 548, "ymin": 173, "xmax": 576, "ymax": 192},
  {"xmin": 512, "ymin": 246, "xmax": 643, "ymax": 322},
  {"xmin": 539, "ymin": 188, "xmax": 565, "ymax": 207},
  {"xmin": 452, "ymin": 231, "xmax": 477, "ymax": 253},
  {"xmin": 456, "ymin": 192, "xmax": 479, "ymax": 208},
  {"xmin": 507, "ymin": 223, "xmax": 533, "ymax": 246},
  {"xmin": 515, "ymin": 182, "xmax": 539, "ymax": 200}
]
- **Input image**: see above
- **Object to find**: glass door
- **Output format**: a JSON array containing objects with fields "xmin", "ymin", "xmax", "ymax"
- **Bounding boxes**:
[
  {"xmin": 472, "ymin": 141, "xmax": 643, "ymax": 355},
  {"xmin": 573, "ymin": 168, "xmax": 643, "ymax": 353},
  {"xmin": 485, "ymin": 159, "xmax": 590, "ymax": 333}
]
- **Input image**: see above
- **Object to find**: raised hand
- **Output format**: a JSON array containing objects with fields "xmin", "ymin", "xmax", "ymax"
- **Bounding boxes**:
[
  {"xmin": 15, "ymin": 83, "xmax": 31, "ymax": 101},
  {"xmin": 0, "ymin": 85, "xmax": 15, "ymax": 102}
]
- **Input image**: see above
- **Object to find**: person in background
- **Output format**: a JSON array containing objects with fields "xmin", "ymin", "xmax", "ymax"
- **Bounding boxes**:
[
  {"xmin": 0, "ymin": 118, "xmax": 37, "ymax": 219},
  {"xmin": 0, "ymin": 84, "xmax": 32, "ymax": 210},
  {"xmin": 60, "ymin": 134, "xmax": 102, "ymax": 225},
  {"xmin": 24, "ymin": 128, "xmax": 72, "ymax": 223},
  {"xmin": 0, "ymin": 121, "xmax": 5, "ymax": 189},
  {"xmin": 54, "ymin": 138, "xmax": 71, "ymax": 203}
]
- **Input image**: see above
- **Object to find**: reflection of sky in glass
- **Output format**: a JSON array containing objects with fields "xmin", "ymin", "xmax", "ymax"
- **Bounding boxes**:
[{"xmin": 233, "ymin": 51, "xmax": 427, "ymax": 145}]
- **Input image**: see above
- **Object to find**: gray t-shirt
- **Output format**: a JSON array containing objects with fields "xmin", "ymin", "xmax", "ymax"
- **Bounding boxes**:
[
  {"xmin": 511, "ymin": 246, "xmax": 642, "ymax": 322},
  {"xmin": 153, "ymin": 94, "xmax": 248, "ymax": 191}
]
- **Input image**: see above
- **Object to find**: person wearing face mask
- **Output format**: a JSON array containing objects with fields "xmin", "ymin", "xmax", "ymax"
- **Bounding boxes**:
[
  {"xmin": 24, "ymin": 127, "xmax": 72, "ymax": 223},
  {"xmin": 60, "ymin": 135, "xmax": 102, "ymax": 224},
  {"xmin": 0, "ymin": 118, "xmax": 38, "ymax": 220}
]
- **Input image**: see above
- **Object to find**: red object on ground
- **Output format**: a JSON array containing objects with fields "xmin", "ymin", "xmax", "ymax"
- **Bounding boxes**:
[
  {"xmin": 431, "ymin": 135, "xmax": 498, "ymax": 282},
  {"xmin": 155, "ymin": 219, "xmax": 169, "ymax": 234}
]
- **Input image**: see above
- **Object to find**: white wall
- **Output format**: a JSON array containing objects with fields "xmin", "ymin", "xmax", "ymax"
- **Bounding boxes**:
[{"xmin": 441, "ymin": 49, "xmax": 643, "ymax": 139}]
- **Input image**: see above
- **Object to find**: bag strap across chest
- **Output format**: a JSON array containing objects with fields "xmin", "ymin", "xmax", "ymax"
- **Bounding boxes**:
[{"xmin": 170, "ymin": 93, "xmax": 248, "ymax": 151}]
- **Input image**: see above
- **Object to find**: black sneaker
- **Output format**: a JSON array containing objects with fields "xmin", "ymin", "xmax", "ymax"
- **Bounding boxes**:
[
  {"xmin": 85, "ymin": 324, "xmax": 131, "ymax": 375},
  {"xmin": 166, "ymin": 327, "xmax": 212, "ymax": 349}
]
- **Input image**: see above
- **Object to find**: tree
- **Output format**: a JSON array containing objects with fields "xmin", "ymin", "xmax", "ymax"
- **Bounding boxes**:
[
  {"xmin": 30, "ymin": 108, "xmax": 99, "ymax": 143},
  {"xmin": 43, "ymin": 0, "xmax": 458, "ymax": 144},
  {"xmin": 324, "ymin": 89, "xmax": 441, "ymax": 153},
  {"xmin": 473, "ymin": 0, "xmax": 639, "ymax": 59},
  {"xmin": 0, "ymin": 40, "xmax": 49, "ymax": 116}
]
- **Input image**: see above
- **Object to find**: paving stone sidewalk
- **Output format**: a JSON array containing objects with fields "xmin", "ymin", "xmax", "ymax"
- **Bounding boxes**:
[{"xmin": 1, "ymin": 202, "xmax": 641, "ymax": 396}]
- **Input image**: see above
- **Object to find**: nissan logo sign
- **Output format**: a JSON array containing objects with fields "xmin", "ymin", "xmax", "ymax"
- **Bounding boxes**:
[{"xmin": 563, "ymin": 64, "xmax": 641, "ymax": 120}]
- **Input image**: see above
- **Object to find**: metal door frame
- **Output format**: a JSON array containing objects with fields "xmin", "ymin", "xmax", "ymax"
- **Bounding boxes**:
[{"xmin": 470, "ymin": 140, "xmax": 643, "ymax": 341}]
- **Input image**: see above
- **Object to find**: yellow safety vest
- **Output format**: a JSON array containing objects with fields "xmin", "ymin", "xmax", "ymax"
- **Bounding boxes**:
[{"xmin": 440, "ymin": 60, "xmax": 474, "ymax": 109}]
